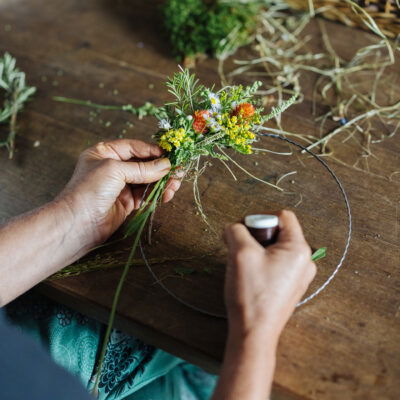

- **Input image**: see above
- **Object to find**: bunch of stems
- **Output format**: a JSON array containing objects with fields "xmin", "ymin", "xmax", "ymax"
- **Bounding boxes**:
[{"xmin": 92, "ymin": 175, "xmax": 168, "ymax": 392}]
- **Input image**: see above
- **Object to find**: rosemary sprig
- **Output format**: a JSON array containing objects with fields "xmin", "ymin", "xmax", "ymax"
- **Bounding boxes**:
[
  {"xmin": 165, "ymin": 66, "xmax": 203, "ymax": 113},
  {"xmin": 0, "ymin": 53, "xmax": 36, "ymax": 158}
]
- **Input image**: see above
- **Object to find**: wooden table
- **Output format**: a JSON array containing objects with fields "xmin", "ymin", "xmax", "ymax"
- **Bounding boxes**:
[{"xmin": 0, "ymin": 1, "xmax": 399, "ymax": 399}]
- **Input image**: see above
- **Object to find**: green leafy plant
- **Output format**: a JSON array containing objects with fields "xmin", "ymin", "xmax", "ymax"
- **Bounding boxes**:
[
  {"xmin": 162, "ymin": 0, "xmax": 263, "ymax": 62},
  {"xmin": 0, "ymin": 53, "xmax": 36, "ymax": 158}
]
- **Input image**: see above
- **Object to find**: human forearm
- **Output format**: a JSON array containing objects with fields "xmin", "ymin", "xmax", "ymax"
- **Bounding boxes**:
[
  {"xmin": 212, "ymin": 325, "xmax": 278, "ymax": 400},
  {"xmin": 216, "ymin": 211, "xmax": 316, "ymax": 400},
  {"xmin": 0, "ymin": 199, "xmax": 90, "ymax": 306}
]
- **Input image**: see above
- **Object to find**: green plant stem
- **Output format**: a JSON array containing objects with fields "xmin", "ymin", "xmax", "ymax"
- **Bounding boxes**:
[
  {"xmin": 8, "ymin": 97, "xmax": 18, "ymax": 159},
  {"xmin": 92, "ymin": 179, "xmax": 167, "ymax": 394},
  {"xmin": 92, "ymin": 214, "xmax": 148, "ymax": 394},
  {"xmin": 0, "ymin": 90, "xmax": 19, "ymax": 159},
  {"xmin": 124, "ymin": 177, "xmax": 168, "ymax": 237},
  {"xmin": 53, "ymin": 96, "xmax": 134, "ymax": 112},
  {"xmin": 138, "ymin": 178, "xmax": 166, "ymax": 210}
]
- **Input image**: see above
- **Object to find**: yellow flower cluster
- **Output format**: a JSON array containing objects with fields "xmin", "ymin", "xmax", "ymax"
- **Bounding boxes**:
[
  {"xmin": 218, "ymin": 113, "xmax": 256, "ymax": 154},
  {"xmin": 158, "ymin": 128, "xmax": 192, "ymax": 152}
]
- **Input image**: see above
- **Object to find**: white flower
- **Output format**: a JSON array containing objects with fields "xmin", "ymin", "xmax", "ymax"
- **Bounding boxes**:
[
  {"xmin": 187, "ymin": 115, "xmax": 193, "ymax": 121},
  {"xmin": 206, "ymin": 116, "xmax": 222, "ymax": 132},
  {"xmin": 231, "ymin": 101, "xmax": 237, "ymax": 109},
  {"xmin": 208, "ymin": 92, "xmax": 221, "ymax": 113},
  {"xmin": 158, "ymin": 119, "xmax": 171, "ymax": 130}
]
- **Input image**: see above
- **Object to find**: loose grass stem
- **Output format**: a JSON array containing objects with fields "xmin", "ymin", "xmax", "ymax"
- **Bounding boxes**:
[
  {"xmin": 304, "ymin": 101, "xmax": 400, "ymax": 152},
  {"xmin": 219, "ymin": 147, "xmax": 283, "ymax": 191}
]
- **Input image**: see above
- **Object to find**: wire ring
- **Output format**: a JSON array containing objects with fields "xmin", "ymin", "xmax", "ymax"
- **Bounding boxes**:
[{"xmin": 140, "ymin": 132, "xmax": 352, "ymax": 317}]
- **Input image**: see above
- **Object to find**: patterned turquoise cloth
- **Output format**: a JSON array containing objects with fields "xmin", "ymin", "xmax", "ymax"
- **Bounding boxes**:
[{"xmin": 6, "ymin": 292, "xmax": 217, "ymax": 400}]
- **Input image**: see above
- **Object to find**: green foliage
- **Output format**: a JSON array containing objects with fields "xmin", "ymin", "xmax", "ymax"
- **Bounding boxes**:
[
  {"xmin": 262, "ymin": 94, "xmax": 298, "ymax": 123},
  {"xmin": 155, "ymin": 67, "xmax": 265, "ymax": 166},
  {"xmin": 311, "ymin": 247, "xmax": 327, "ymax": 262},
  {"xmin": 162, "ymin": 0, "xmax": 263, "ymax": 59},
  {"xmin": 165, "ymin": 67, "xmax": 203, "ymax": 113},
  {"xmin": 0, "ymin": 53, "xmax": 36, "ymax": 158}
]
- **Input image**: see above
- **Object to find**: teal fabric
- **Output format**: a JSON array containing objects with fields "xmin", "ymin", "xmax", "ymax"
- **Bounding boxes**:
[{"xmin": 6, "ymin": 292, "xmax": 217, "ymax": 400}]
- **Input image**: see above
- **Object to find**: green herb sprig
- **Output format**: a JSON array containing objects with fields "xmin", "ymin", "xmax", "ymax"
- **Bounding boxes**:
[{"xmin": 0, "ymin": 53, "xmax": 36, "ymax": 159}]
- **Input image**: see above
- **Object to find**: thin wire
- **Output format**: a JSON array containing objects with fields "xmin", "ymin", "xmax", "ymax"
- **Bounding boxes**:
[
  {"xmin": 139, "ymin": 133, "xmax": 352, "ymax": 317},
  {"xmin": 259, "ymin": 132, "xmax": 352, "ymax": 306},
  {"xmin": 139, "ymin": 241, "xmax": 226, "ymax": 318}
]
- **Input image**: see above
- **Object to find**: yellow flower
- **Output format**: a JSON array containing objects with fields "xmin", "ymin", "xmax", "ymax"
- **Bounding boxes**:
[
  {"xmin": 158, "ymin": 128, "xmax": 192, "ymax": 152},
  {"xmin": 159, "ymin": 141, "xmax": 172, "ymax": 152},
  {"xmin": 217, "ymin": 112, "xmax": 256, "ymax": 152}
]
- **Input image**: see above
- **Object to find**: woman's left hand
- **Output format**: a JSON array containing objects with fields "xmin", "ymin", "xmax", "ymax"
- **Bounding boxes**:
[{"xmin": 58, "ymin": 139, "xmax": 181, "ymax": 248}]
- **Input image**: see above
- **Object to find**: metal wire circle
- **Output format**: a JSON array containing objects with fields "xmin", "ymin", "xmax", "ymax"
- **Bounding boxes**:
[{"xmin": 139, "ymin": 132, "xmax": 353, "ymax": 318}]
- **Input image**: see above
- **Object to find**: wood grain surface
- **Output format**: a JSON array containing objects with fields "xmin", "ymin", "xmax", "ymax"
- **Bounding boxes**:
[{"xmin": 0, "ymin": 1, "xmax": 399, "ymax": 399}]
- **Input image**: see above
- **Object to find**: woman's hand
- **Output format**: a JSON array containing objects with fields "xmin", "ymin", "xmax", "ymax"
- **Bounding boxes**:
[
  {"xmin": 211, "ymin": 211, "xmax": 316, "ymax": 400},
  {"xmin": 224, "ymin": 210, "xmax": 316, "ymax": 338},
  {"xmin": 58, "ymin": 139, "xmax": 181, "ymax": 248},
  {"xmin": 0, "ymin": 139, "xmax": 181, "ymax": 306}
]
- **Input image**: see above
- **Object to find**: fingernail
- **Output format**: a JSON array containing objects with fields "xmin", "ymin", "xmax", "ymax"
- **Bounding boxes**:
[{"xmin": 155, "ymin": 158, "xmax": 171, "ymax": 170}]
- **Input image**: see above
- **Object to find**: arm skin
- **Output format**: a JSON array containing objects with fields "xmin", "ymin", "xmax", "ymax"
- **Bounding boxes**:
[
  {"xmin": 0, "ymin": 200, "xmax": 92, "ymax": 306},
  {"xmin": 215, "ymin": 326, "xmax": 278, "ymax": 400},
  {"xmin": 0, "ymin": 139, "xmax": 182, "ymax": 306},
  {"xmin": 212, "ymin": 211, "xmax": 316, "ymax": 400}
]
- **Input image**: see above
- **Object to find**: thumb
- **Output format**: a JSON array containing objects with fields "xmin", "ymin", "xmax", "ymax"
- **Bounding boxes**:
[
  {"xmin": 224, "ymin": 223, "xmax": 260, "ymax": 253},
  {"xmin": 276, "ymin": 210, "xmax": 306, "ymax": 245},
  {"xmin": 118, "ymin": 158, "xmax": 171, "ymax": 184}
]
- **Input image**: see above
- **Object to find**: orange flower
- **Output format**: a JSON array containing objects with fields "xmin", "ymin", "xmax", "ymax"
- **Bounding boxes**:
[
  {"xmin": 233, "ymin": 103, "xmax": 255, "ymax": 119},
  {"xmin": 192, "ymin": 110, "xmax": 211, "ymax": 134}
]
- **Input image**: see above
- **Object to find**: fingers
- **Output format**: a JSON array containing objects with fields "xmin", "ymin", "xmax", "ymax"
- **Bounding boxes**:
[
  {"xmin": 118, "ymin": 185, "xmax": 135, "ymax": 216},
  {"xmin": 87, "ymin": 139, "xmax": 163, "ymax": 161},
  {"xmin": 117, "ymin": 158, "xmax": 171, "ymax": 184},
  {"xmin": 224, "ymin": 223, "xmax": 259, "ymax": 252},
  {"xmin": 276, "ymin": 210, "xmax": 306, "ymax": 244},
  {"xmin": 163, "ymin": 178, "xmax": 181, "ymax": 203},
  {"xmin": 162, "ymin": 169, "xmax": 185, "ymax": 203}
]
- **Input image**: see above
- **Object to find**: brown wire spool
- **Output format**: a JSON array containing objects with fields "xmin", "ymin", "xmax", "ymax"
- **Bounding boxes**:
[{"xmin": 286, "ymin": 0, "xmax": 400, "ymax": 38}]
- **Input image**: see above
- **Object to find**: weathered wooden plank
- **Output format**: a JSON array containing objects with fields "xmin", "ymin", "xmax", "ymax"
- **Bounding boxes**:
[{"xmin": 0, "ymin": 1, "xmax": 399, "ymax": 399}]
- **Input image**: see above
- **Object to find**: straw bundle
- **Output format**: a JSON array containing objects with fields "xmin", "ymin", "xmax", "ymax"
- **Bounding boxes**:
[{"xmin": 286, "ymin": 0, "xmax": 400, "ymax": 38}]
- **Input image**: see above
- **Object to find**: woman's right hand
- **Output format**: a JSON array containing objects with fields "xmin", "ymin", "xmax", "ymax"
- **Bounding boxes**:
[{"xmin": 224, "ymin": 210, "xmax": 316, "ymax": 339}]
